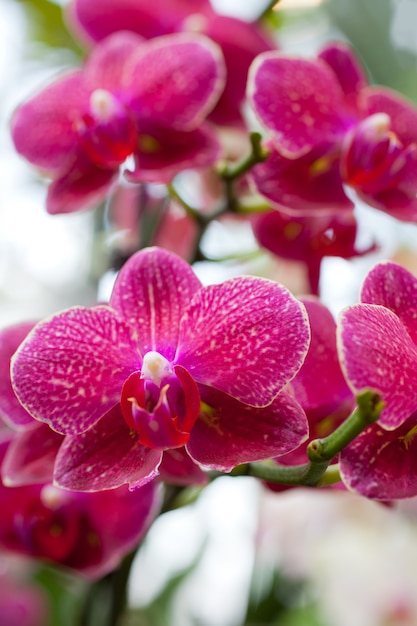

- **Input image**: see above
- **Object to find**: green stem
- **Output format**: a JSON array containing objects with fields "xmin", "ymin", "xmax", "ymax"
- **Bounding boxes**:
[
  {"xmin": 218, "ymin": 132, "xmax": 269, "ymax": 182},
  {"xmin": 258, "ymin": 0, "xmax": 281, "ymax": 19},
  {"xmin": 307, "ymin": 390, "xmax": 384, "ymax": 463}
]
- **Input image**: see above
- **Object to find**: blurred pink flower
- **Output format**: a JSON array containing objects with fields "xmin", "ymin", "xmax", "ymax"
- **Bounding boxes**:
[{"xmin": 11, "ymin": 31, "xmax": 225, "ymax": 214}]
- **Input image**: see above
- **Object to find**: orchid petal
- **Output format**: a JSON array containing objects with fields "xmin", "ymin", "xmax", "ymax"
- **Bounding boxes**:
[
  {"xmin": 54, "ymin": 405, "xmax": 161, "ymax": 491},
  {"xmin": 11, "ymin": 71, "xmax": 89, "ymax": 174},
  {"xmin": 125, "ymin": 33, "xmax": 226, "ymax": 131},
  {"xmin": 248, "ymin": 52, "xmax": 348, "ymax": 156},
  {"xmin": 187, "ymin": 386, "xmax": 308, "ymax": 471},
  {"xmin": 11, "ymin": 306, "xmax": 141, "ymax": 435},
  {"xmin": 2, "ymin": 424, "xmax": 63, "ymax": 486},
  {"xmin": 176, "ymin": 276, "xmax": 310, "ymax": 407},
  {"xmin": 318, "ymin": 42, "xmax": 368, "ymax": 112},
  {"xmin": 0, "ymin": 322, "xmax": 38, "ymax": 430},
  {"xmin": 338, "ymin": 303, "xmax": 417, "ymax": 428},
  {"xmin": 127, "ymin": 123, "xmax": 221, "ymax": 184},
  {"xmin": 251, "ymin": 140, "xmax": 353, "ymax": 214},
  {"xmin": 361, "ymin": 261, "xmax": 417, "ymax": 344},
  {"xmin": 363, "ymin": 86, "xmax": 417, "ymax": 146},
  {"xmin": 84, "ymin": 31, "xmax": 144, "ymax": 92},
  {"xmin": 66, "ymin": 0, "xmax": 211, "ymax": 44},
  {"xmin": 46, "ymin": 155, "xmax": 118, "ymax": 214},
  {"xmin": 340, "ymin": 414, "xmax": 417, "ymax": 499},
  {"xmin": 110, "ymin": 247, "xmax": 202, "ymax": 360}
]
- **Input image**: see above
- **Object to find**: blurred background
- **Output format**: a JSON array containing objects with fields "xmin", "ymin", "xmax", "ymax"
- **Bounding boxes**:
[{"xmin": 2, "ymin": 1, "xmax": 417, "ymax": 625}]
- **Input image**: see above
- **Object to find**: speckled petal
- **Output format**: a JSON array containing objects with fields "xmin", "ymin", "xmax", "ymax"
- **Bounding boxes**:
[
  {"xmin": 2, "ymin": 424, "xmax": 63, "ymax": 486},
  {"xmin": 11, "ymin": 306, "xmax": 141, "ymax": 435},
  {"xmin": 158, "ymin": 447, "xmax": 208, "ymax": 486},
  {"xmin": 0, "ymin": 321, "xmax": 38, "ymax": 430},
  {"xmin": 11, "ymin": 71, "xmax": 89, "ymax": 174},
  {"xmin": 340, "ymin": 414, "xmax": 417, "ymax": 499},
  {"xmin": 247, "ymin": 52, "xmax": 348, "ymax": 157},
  {"xmin": 318, "ymin": 42, "xmax": 368, "ymax": 112},
  {"xmin": 176, "ymin": 276, "xmax": 310, "ymax": 407},
  {"xmin": 338, "ymin": 303, "xmax": 417, "ymax": 429},
  {"xmin": 110, "ymin": 247, "xmax": 202, "ymax": 360},
  {"xmin": 84, "ymin": 31, "xmax": 143, "ymax": 92},
  {"xmin": 361, "ymin": 261, "xmax": 417, "ymax": 344},
  {"xmin": 125, "ymin": 33, "xmax": 226, "ymax": 131},
  {"xmin": 187, "ymin": 386, "xmax": 308, "ymax": 471},
  {"xmin": 54, "ymin": 405, "xmax": 161, "ymax": 491}
]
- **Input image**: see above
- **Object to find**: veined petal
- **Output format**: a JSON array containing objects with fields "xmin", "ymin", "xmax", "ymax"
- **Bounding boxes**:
[
  {"xmin": 187, "ymin": 386, "xmax": 308, "ymax": 471},
  {"xmin": 110, "ymin": 247, "xmax": 202, "ymax": 360},
  {"xmin": 2, "ymin": 424, "xmax": 63, "ymax": 486},
  {"xmin": 11, "ymin": 71, "xmax": 89, "ymax": 174},
  {"xmin": 124, "ymin": 33, "xmax": 226, "ymax": 131},
  {"xmin": 127, "ymin": 123, "xmax": 221, "ymax": 184},
  {"xmin": 361, "ymin": 261, "xmax": 417, "ymax": 344},
  {"xmin": 176, "ymin": 276, "xmax": 310, "ymax": 407},
  {"xmin": 338, "ymin": 303, "xmax": 417, "ymax": 429},
  {"xmin": 11, "ymin": 306, "xmax": 141, "ymax": 435},
  {"xmin": 247, "ymin": 52, "xmax": 348, "ymax": 157},
  {"xmin": 54, "ymin": 405, "xmax": 161, "ymax": 491},
  {"xmin": 0, "ymin": 321, "xmax": 38, "ymax": 430},
  {"xmin": 340, "ymin": 414, "xmax": 417, "ymax": 499}
]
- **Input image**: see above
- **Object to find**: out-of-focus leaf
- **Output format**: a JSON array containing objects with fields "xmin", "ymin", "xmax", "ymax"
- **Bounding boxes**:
[
  {"xmin": 33, "ymin": 564, "xmax": 85, "ymax": 626},
  {"xmin": 16, "ymin": 0, "xmax": 83, "ymax": 54}
]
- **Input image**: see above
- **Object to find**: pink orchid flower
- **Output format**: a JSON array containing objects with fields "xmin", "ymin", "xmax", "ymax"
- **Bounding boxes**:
[
  {"xmin": 66, "ymin": 0, "xmax": 275, "ymax": 127},
  {"xmin": 338, "ymin": 261, "xmax": 417, "ymax": 498},
  {"xmin": 247, "ymin": 41, "xmax": 417, "ymax": 221},
  {"xmin": 252, "ymin": 210, "xmax": 377, "ymax": 295},
  {"xmin": 11, "ymin": 31, "xmax": 225, "ymax": 214},
  {"xmin": 0, "ymin": 436, "xmax": 159, "ymax": 579},
  {"xmin": 10, "ymin": 247, "xmax": 310, "ymax": 492}
]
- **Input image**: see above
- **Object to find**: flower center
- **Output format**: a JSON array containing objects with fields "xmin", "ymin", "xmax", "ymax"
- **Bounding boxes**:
[
  {"xmin": 75, "ymin": 89, "xmax": 137, "ymax": 169},
  {"xmin": 121, "ymin": 351, "xmax": 201, "ymax": 451}
]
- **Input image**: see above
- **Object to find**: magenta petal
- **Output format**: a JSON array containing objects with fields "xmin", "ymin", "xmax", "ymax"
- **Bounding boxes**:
[
  {"xmin": 125, "ymin": 33, "xmax": 226, "ymax": 131},
  {"xmin": 361, "ymin": 261, "xmax": 417, "ymax": 344},
  {"xmin": 158, "ymin": 447, "xmax": 208, "ymax": 486},
  {"xmin": 11, "ymin": 306, "xmax": 141, "ymax": 435},
  {"xmin": 127, "ymin": 123, "xmax": 221, "ymax": 183},
  {"xmin": 54, "ymin": 406, "xmax": 161, "ymax": 491},
  {"xmin": 46, "ymin": 156, "xmax": 118, "ymax": 214},
  {"xmin": 84, "ymin": 31, "xmax": 143, "ymax": 92},
  {"xmin": 251, "ymin": 140, "xmax": 353, "ymax": 214},
  {"xmin": 318, "ymin": 42, "xmax": 368, "ymax": 112},
  {"xmin": 0, "ymin": 322, "xmax": 38, "ymax": 430},
  {"xmin": 176, "ymin": 276, "xmax": 310, "ymax": 407},
  {"xmin": 292, "ymin": 298, "xmax": 353, "ymax": 414},
  {"xmin": 11, "ymin": 72, "xmax": 89, "ymax": 174},
  {"xmin": 66, "ymin": 0, "xmax": 211, "ymax": 44},
  {"xmin": 363, "ymin": 86, "xmax": 417, "ymax": 146},
  {"xmin": 338, "ymin": 303, "xmax": 417, "ymax": 428},
  {"xmin": 187, "ymin": 386, "xmax": 308, "ymax": 471},
  {"xmin": 2, "ymin": 424, "xmax": 63, "ymax": 486},
  {"xmin": 110, "ymin": 247, "xmax": 202, "ymax": 360},
  {"xmin": 248, "ymin": 52, "xmax": 348, "ymax": 156},
  {"xmin": 340, "ymin": 414, "xmax": 417, "ymax": 499}
]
